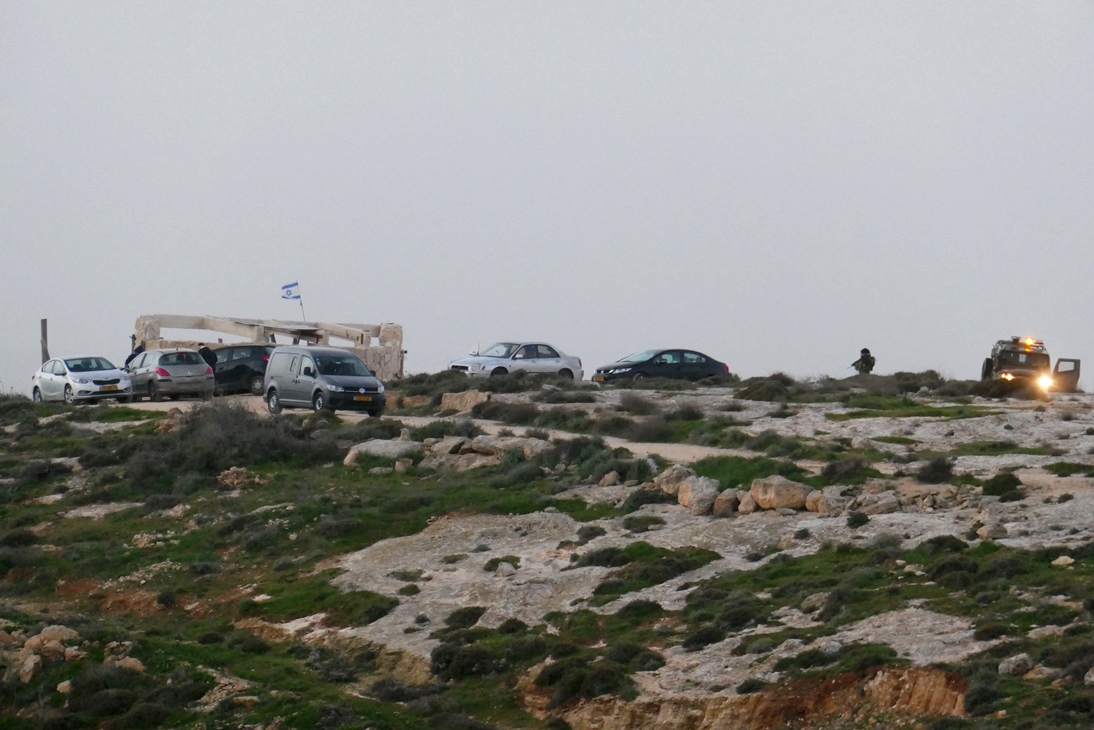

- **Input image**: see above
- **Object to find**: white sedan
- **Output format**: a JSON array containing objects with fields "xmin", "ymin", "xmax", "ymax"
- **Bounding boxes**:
[
  {"xmin": 32, "ymin": 356, "xmax": 133, "ymax": 404},
  {"xmin": 449, "ymin": 342, "xmax": 583, "ymax": 380}
]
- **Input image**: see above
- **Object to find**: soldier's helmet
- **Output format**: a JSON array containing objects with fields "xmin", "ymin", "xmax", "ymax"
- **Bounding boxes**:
[{"xmin": 861, "ymin": 348, "xmax": 870, "ymax": 355}]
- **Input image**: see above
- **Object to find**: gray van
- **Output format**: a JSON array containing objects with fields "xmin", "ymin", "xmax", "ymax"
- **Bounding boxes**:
[{"xmin": 264, "ymin": 346, "xmax": 385, "ymax": 416}]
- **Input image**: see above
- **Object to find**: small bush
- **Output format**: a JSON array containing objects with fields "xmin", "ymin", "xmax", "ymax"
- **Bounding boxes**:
[
  {"xmin": 736, "ymin": 677, "xmax": 767, "ymax": 694},
  {"xmin": 618, "ymin": 393, "xmax": 659, "ymax": 416},
  {"xmin": 917, "ymin": 457, "xmax": 954, "ymax": 484},
  {"xmin": 665, "ymin": 403, "xmax": 703, "ymax": 422},
  {"xmin": 445, "ymin": 606, "xmax": 487, "ymax": 629},
  {"xmin": 622, "ymin": 515, "xmax": 665, "ymax": 533},
  {"xmin": 846, "ymin": 511, "xmax": 869, "ymax": 528}
]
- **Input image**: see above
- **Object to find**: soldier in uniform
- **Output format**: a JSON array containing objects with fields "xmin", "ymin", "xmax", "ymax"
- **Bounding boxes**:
[{"xmin": 851, "ymin": 348, "xmax": 875, "ymax": 375}]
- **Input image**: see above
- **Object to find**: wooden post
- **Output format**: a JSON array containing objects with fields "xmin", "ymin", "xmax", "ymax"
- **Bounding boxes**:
[{"xmin": 40, "ymin": 319, "xmax": 49, "ymax": 364}]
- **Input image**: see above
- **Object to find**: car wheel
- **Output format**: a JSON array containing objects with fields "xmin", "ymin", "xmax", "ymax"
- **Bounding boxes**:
[
  {"xmin": 312, "ymin": 392, "xmax": 327, "ymax": 412},
  {"xmin": 148, "ymin": 381, "xmax": 161, "ymax": 402},
  {"xmin": 558, "ymin": 369, "xmax": 574, "ymax": 380},
  {"xmin": 267, "ymin": 389, "xmax": 282, "ymax": 415},
  {"xmin": 490, "ymin": 367, "xmax": 508, "ymax": 377},
  {"xmin": 249, "ymin": 375, "xmax": 265, "ymax": 396},
  {"xmin": 632, "ymin": 372, "xmax": 646, "ymax": 382},
  {"xmin": 63, "ymin": 385, "xmax": 75, "ymax": 405},
  {"xmin": 368, "ymin": 409, "xmax": 384, "ymax": 418},
  {"xmin": 32, "ymin": 388, "xmax": 43, "ymax": 404},
  {"xmin": 117, "ymin": 396, "xmax": 132, "ymax": 404}
]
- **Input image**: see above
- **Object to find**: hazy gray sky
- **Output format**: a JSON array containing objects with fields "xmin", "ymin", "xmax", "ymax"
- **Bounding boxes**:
[{"xmin": 3, "ymin": 2, "xmax": 1093, "ymax": 393}]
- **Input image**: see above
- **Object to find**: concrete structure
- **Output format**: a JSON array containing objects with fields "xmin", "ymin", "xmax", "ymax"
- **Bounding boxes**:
[{"xmin": 132, "ymin": 315, "xmax": 405, "ymax": 381}]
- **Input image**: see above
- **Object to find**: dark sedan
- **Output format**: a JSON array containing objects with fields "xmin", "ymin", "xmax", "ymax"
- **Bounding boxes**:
[{"xmin": 592, "ymin": 349, "xmax": 729, "ymax": 382}]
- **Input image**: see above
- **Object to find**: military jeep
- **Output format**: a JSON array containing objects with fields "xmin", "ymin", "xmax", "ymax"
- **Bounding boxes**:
[{"xmin": 981, "ymin": 337, "xmax": 1080, "ymax": 394}]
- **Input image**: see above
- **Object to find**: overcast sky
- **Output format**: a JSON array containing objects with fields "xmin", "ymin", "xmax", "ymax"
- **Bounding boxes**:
[{"xmin": 3, "ymin": 2, "xmax": 1093, "ymax": 394}]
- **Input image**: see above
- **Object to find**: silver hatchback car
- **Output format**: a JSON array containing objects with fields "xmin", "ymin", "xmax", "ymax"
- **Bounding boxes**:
[{"xmin": 127, "ymin": 348, "xmax": 215, "ymax": 402}]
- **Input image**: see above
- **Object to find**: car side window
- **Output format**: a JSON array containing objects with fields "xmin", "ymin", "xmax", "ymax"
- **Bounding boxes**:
[
  {"xmin": 683, "ymin": 352, "xmax": 705, "ymax": 364},
  {"xmin": 55, "ymin": 361, "xmax": 68, "ymax": 374},
  {"xmin": 134, "ymin": 353, "xmax": 149, "ymax": 369},
  {"xmin": 233, "ymin": 348, "xmax": 252, "ymax": 361},
  {"xmin": 514, "ymin": 346, "xmax": 535, "ymax": 359},
  {"xmin": 537, "ymin": 345, "xmax": 559, "ymax": 359},
  {"xmin": 46, "ymin": 360, "xmax": 60, "ymax": 375},
  {"xmin": 300, "ymin": 356, "xmax": 316, "ymax": 377}
]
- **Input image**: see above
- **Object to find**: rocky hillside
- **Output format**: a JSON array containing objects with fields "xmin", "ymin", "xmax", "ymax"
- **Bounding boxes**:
[{"xmin": 2, "ymin": 372, "xmax": 1094, "ymax": 730}]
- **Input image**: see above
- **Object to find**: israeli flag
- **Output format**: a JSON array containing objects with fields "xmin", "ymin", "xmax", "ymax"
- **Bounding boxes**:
[{"xmin": 281, "ymin": 282, "xmax": 301, "ymax": 300}]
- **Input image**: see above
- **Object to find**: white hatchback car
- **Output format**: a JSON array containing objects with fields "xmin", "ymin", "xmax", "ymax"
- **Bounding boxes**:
[
  {"xmin": 32, "ymin": 356, "xmax": 133, "ymax": 404},
  {"xmin": 449, "ymin": 342, "xmax": 583, "ymax": 380}
]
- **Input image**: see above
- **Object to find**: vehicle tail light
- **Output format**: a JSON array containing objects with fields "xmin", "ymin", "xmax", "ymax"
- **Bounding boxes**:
[
  {"xmin": 263, "ymin": 355, "xmax": 269, "ymax": 362},
  {"xmin": 155, "ymin": 368, "xmax": 171, "ymax": 377},
  {"xmin": 205, "ymin": 366, "xmax": 214, "ymax": 375},
  {"xmin": 723, "ymin": 364, "xmax": 729, "ymax": 372}
]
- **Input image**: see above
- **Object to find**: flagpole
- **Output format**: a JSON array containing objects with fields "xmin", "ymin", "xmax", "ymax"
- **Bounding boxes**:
[{"xmin": 299, "ymin": 298, "xmax": 307, "ymax": 322}]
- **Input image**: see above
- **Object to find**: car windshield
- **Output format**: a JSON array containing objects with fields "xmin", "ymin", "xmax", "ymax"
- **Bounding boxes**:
[
  {"xmin": 619, "ymin": 350, "xmax": 661, "ymax": 363},
  {"xmin": 64, "ymin": 357, "xmax": 116, "ymax": 372},
  {"xmin": 315, "ymin": 355, "xmax": 372, "ymax": 377},
  {"xmin": 160, "ymin": 352, "xmax": 203, "ymax": 366},
  {"xmin": 480, "ymin": 343, "xmax": 520, "ymax": 358},
  {"xmin": 999, "ymin": 351, "xmax": 1050, "ymax": 369}
]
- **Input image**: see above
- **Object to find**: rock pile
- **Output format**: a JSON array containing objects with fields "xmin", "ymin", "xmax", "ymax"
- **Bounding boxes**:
[
  {"xmin": 343, "ymin": 434, "xmax": 554, "ymax": 472},
  {"xmin": 1, "ymin": 625, "xmax": 88, "ymax": 684}
]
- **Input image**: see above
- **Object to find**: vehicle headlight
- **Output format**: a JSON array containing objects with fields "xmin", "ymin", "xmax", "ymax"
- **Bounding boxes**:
[
  {"xmin": 613, "ymin": 367, "xmax": 631, "ymax": 374},
  {"xmin": 377, "ymin": 384, "xmax": 385, "ymax": 393},
  {"xmin": 326, "ymin": 383, "xmax": 345, "ymax": 392},
  {"xmin": 75, "ymin": 378, "xmax": 90, "ymax": 384},
  {"xmin": 1000, "ymin": 373, "xmax": 1015, "ymax": 381},
  {"xmin": 471, "ymin": 363, "xmax": 484, "ymax": 371},
  {"xmin": 1037, "ymin": 375, "xmax": 1054, "ymax": 390}
]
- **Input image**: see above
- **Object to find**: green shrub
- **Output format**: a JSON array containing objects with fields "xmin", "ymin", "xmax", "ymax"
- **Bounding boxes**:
[
  {"xmin": 445, "ymin": 606, "xmax": 487, "ymax": 629},
  {"xmin": 846, "ymin": 511, "xmax": 869, "ymax": 528},
  {"xmin": 622, "ymin": 515, "xmax": 665, "ymax": 533},
  {"xmin": 917, "ymin": 457, "xmax": 954, "ymax": 484},
  {"xmin": 736, "ymin": 677, "xmax": 767, "ymax": 694},
  {"xmin": 618, "ymin": 393, "xmax": 659, "ymax": 415}
]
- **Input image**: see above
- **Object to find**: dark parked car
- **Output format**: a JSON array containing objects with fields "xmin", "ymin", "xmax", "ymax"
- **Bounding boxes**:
[
  {"xmin": 592, "ymin": 349, "xmax": 729, "ymax": 382},
  {"xmin": 213, "ymin": 344, "xmax": 276, "ymax": 396}
]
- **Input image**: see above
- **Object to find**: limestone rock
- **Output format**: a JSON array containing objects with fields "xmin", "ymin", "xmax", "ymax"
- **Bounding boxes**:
[
  {"xmin": 522, "ymin": 439, "xmax": 553, "ymax": 460},
  {"xmin": 496, "ymin": 561, "xmax": 517, "ymax": 577},
  {"xmin": 750, "ymin": 475, "xmax": 812, "ymax": 511},
  {"xmin": 40, "ymin": 640, "xmax": 65, "ymax": 660},
  {"xmin": 345, "ymin": 439, "xmax": 422, "ymax": 464},
  {"xmin": 57, "ymin": 680, "xmax": 72, "ymax": 694},
  {"xmin": 440, "ymin": 390, "xmax": 489, "ymax": 413},
  {"xmin": 39, "ymin": 626, "xmax": 78, "ymax": 643},
  {"xmin": 712, "ymin": 489, "xmax": 739, "ymax": 518},
  {"xmin": 598, "ymin": 471, "xmax": 621, "ymax": 487},
  {"xmin": 1051, "ymin": 555, "xmax": 1075, "ymax": 567},
  {"xmin": 805, "ymin": 490, "xmax": 825, "ymax": 513},
  {"xmin": 998, "ymin": 653, "xmax": 1033, "ymax": 676},
  {"xmin": 1084, "ymin": 666, "xmax": 1094, "ymax": 686},
  {"xmin": 860, "ymin": 493, "xmax": 901, "ymax": 515},
  {"xmin": 737, "ymin": 492, "xmax": 757, "ymax": 515},
  {"xmin": 430, "ymin": 436, "xmax": 469, "ymax": 455},
  {"xmin": 19, "ymin": 654, "xmax": 41, "ymax": 683},
  {"xmin": 368, "ymin": 467, "xmax": 394, "ymax": 475},
  {"xmin": 654, "ymin": 465, "xmax": 695, "ymax": 496},
  {"xmin": 678, "ymin": 476, "xmax": 720, "ymax": 516},
  {"xmin": 1026, "ymin": 665, "xmax": 1062, "ymax": 680},
  {"xmin": 977, "ymin": 523, "xmax": 1008, "ymax": 540},
  {"xmin": 394, "ymin": 458, "xmax": 413, "ymax": 474},
  {"xmin": 800, "ymin": 592, "xmax": 829, "ymax": 613}
]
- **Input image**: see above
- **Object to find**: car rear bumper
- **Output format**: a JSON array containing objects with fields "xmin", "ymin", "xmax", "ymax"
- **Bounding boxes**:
[{"xmin": 157, "ymin": 377, "xmax": 215, "ymax": 395}]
